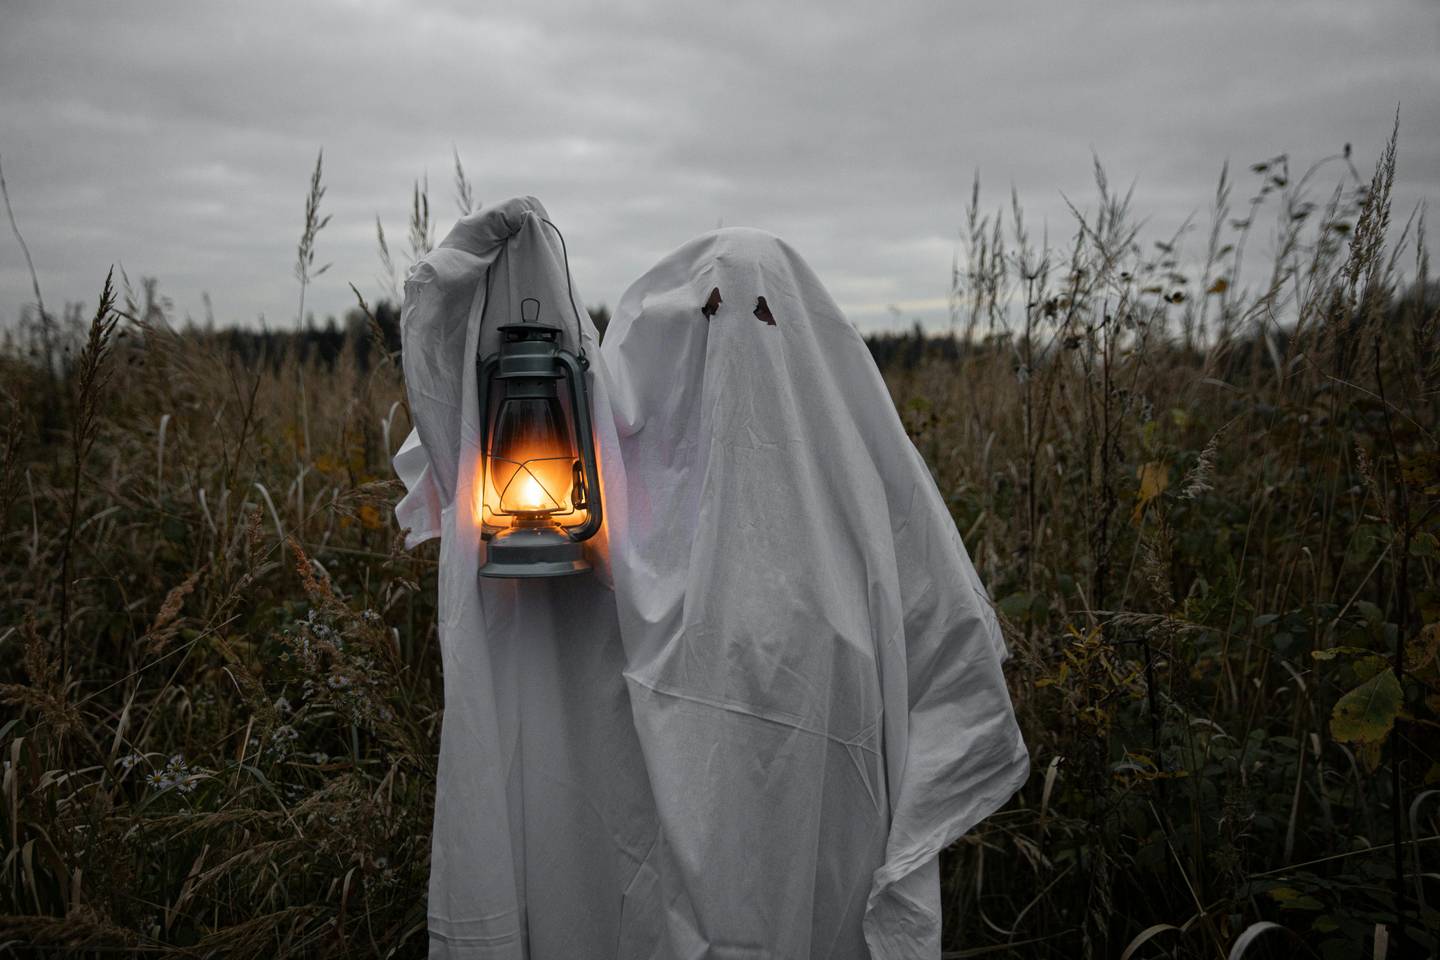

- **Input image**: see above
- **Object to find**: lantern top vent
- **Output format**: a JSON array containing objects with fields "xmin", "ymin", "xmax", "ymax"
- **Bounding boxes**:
[{"xmin": 500, "ymin": 297, "xmax": 562, "ymax": 342}]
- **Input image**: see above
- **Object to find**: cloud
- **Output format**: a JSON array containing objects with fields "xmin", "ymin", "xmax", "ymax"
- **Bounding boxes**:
[{"xmin": 1, "ymin": 0, "xmax": 1436, "ymax": 332}]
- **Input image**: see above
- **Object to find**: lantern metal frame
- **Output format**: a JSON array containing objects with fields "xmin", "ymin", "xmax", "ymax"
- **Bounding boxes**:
[{"xmin": 474, "ymin": 220, "xmax": 602, "ymax": 579}]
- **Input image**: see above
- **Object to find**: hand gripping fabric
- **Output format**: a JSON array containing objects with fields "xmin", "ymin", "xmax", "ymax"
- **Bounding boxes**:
[{"xmin": 395, "ymin": 197, "xmax": 661, "ymax": 959}]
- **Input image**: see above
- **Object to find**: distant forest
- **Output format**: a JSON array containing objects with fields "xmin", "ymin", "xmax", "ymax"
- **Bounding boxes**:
[
  {"xmin": 6, "ymin": 292, "xmax": 974, "ymax": 374},
  {"xmin": 5, "ymin": 278, "xmax": 1436, "ymax": 383}
]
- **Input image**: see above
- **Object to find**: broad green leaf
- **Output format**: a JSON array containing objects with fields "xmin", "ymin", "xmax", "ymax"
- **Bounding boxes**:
[
  {"xmin": 1268, "ymin": 886, "xmax": 1323, "ymax": 910},
  {"xmin": 998, "ymin": 592, "xmax": 1032, "ymax": 620},
  {"xmin": 1330, "ymin": 669, "xmax": 1403, "ymax": 745},
  {"xmin": 1281, "ymin": 895, "xmax": 1324, "ymax": 911},
  {"xmin": 1351, "ymin": 655, "xmax": 1390, "ymax": 683},
  {"xmin": 1354, "ymin": 600, "xmax": 1384, "ymax": 625}
]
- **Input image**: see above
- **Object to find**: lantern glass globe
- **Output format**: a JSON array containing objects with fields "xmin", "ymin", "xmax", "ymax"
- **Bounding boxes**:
[{"xmin": 489, "ymin": 395, "xmax": 575, "ymax": 516}]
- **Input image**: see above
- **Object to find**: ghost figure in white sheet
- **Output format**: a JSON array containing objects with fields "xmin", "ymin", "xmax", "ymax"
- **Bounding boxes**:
[{"xmin": 395, "ymin": 204, "xmax": 1029, "ymax": 960}]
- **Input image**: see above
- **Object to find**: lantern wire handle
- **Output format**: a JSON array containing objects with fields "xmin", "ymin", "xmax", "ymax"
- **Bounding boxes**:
[
  {"xmin": 476, "ymin": 213, "xmax": 588, "ymax": 364},
  {"xmin": 539, "ymin": 217, "xmax": 587, "ymax": 365}
]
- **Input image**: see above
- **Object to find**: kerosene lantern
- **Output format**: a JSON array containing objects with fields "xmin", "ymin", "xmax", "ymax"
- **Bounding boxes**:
[{"xmin": 475, "ymin": 296, "xmax": 602, "ymax": 577}]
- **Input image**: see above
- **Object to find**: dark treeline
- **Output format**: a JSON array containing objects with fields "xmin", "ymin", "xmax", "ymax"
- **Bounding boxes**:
[
  {"xmin": 861, "ymin": 277, "xmax": 1439, "ymax": 382},
  {"xmin": 5, "ymin": 281, "xmax": 1434, "ymax": 386},
  {"xmin": 2, "ymin": 299, "xmax": 601, "ymax": 376}
]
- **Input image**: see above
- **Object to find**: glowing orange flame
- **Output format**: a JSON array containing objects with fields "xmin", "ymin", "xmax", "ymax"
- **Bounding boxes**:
[
  {"xmin": 513, "ymin": 471, "xmax": 548, "ymax": 511},
  {"xmin": 473, "ymin": 447, "xmax": 589, "ymax": 530}
]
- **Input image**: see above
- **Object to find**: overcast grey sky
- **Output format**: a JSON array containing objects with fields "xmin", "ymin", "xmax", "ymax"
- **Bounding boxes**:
[{"xmin": 1, "ymin": 0, "xmax": 1436, "ymax": 333}]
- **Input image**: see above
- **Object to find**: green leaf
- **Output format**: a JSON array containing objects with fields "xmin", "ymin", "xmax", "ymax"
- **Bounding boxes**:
[
  {"xmin": 998, "ymin": 592, "xmax": 1031, "ymax": 620},
  {"xmin": 1330, "ymin": 669, "xmax": 1403, "ymax": 745},
  {"xmin": 1268, "ymin": 886, "xmax": 1323, "ymax": 911},
  {"xmin": 1351, "ymin": 655, "xmax": 1390, "ymax": 683},
  {"xmin": 1280, "ymin": 895, "xmax": 1324, "ymax": 911},
  {"xmin": 1354, "ymin": 601, "xmax": 1384, "ymax": 625},
  {"xmin": 1310, "ymin": 645, "xmax": 1372, "ymax": 661}
]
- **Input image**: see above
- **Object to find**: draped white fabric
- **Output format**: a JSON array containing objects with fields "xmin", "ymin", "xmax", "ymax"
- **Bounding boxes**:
[{"xmin": 395, "ymin": 202, "xmax": 1029, "ymax": 959}]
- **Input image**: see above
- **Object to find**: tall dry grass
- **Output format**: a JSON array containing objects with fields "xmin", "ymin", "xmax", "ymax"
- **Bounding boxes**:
[{"xmin": 1, "ymin": 123, "xmax": 1436, "ymax": 958}]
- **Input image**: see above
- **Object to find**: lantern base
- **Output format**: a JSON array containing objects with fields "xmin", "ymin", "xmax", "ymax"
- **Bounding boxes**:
[{"xmin": 479, "ymin": 523, "xmax": 590, "ymax": 579}]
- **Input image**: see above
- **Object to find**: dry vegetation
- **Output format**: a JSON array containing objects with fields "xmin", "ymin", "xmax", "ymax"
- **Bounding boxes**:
[{"xmin": 1, "ymin": 123, "xmax": 1437, "ymax": 958}]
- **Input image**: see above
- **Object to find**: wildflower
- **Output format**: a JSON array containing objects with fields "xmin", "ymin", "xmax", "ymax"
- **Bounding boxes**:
[
  {"xmin": 274, "ymin": 695, "xmax": 292, "ymax": 715},
  {"xmin": 119, "ymin": 753, "xmax": 141, "ymax": 771}
]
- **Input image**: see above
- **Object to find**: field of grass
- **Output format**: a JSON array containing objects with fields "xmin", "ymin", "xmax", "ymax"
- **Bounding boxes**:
[{"xmin": 1, "ymin": 123, "xmax": 1437, "ymax": 958}]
